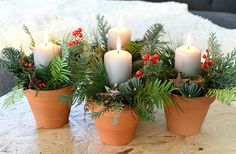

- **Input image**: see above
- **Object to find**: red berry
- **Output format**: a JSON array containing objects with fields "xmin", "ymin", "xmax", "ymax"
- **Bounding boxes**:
[
  {"xmin": 153, "ymin": 54, "xmax": 159, "ymax": 60},
  {"xmin": 207, "ymin": 60, "xmax": 213, "ymax": 65},
  {"xmin": 203, "ymin": 64, "xmax": 209, "ymax": 70},
  {"xmin": 41, "ymin": 82, "xmax": 46, "ymax": 87},
  {"xmin": 206, "ymin": 49, "xmax": 209, "ymax": 53},
  {"xmin": 144, "ymin": 60, "xmax": 147, "ymax": 65},
  {"xmin": 149, "ymin": 56, "xmax": 154, "ymax": 61},
  {"xmin": 200, "ymin": 64, "xmax": 205, "ymax": 70},
  {"xmin": 202, "ymin": 54, "xmax": 207, "ymax": 59},
  {"xmin": 72, "ymin": 31, "xmax": 78, "ymax": 36},
  {"xmin": 28, "ymin": 63, "xmax": 33, "ymax": 68},
  {"xmin": 135, "ymin": 70, "xmax": 142, "ymax": 78},
  {"xmin": 74, "ymin": 40, "xmax": 79, "ymax": 44},
  {"xmin": 152, "ymin": 59, "xmax": 157, "ymax": 64},
  {"xmin": 77, "ymin": 27, "xmax": 82, "ymax": 33},
  {"xmin": 67, "ymin": 41, "xmax": 74, "ymax": 47},
  {"xmin": 142, "ymin": 54, "xmax": 150, "ymax": 61},
  {"xmin": 78, "ymin": 33, "xmax": 83, "ymax": 38}
]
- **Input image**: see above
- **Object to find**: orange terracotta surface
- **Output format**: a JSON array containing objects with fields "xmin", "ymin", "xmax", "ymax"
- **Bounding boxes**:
[
  {"xmin": 164, "ymin": 94, "xmax": 216, "ymax": 136},
  {"xmin": 25, "ymin": 87, "xmax": 72, "ymax": 128},
  {"xmin": 91, "ymin": 105, "xmax": 140, "ymax": 146}
]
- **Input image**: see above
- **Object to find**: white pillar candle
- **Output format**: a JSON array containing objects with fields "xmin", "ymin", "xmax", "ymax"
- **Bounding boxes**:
[
  {"xmin": 175, "ymin": 35, "xmax": 201, "ymax": 75},
  {"xmin": 108, "ymin": 19, "xmax": 131, "ymax": 50},
  {"xmin": 34, "ymin": 33, "xmax": 60, "ymax": 69},
  {"xmin": 34, "ymin": 43, "xmax": 60, "ymax": 69},
  {"xmin": 104, "ymin": 35, "xmax": 132, "ymax": 86}
]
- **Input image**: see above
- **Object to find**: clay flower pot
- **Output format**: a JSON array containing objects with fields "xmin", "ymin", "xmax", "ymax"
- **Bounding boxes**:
[
  {"xmin": 164, "ymin": 94, "xmax": 215, "ymax": 136},
  {"xmin": 90, "ymin": 104, "xmax": 139, "ymax": 146},
  {"xmin": 25, "ymin": 87, "xmax": 73, "ymax": 128}
]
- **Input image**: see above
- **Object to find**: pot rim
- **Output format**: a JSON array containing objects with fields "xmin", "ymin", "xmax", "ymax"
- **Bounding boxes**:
[
  {"xmin": 172, "ymin": 94, "xmax": 216, "ymax": 101},
  {"xmin": 25, "ymin": 86, "xmax": 73, "ymax": 93},
  {"xmin": 87, "ymin": 101, "xmax": 139, "ymax": 116}
]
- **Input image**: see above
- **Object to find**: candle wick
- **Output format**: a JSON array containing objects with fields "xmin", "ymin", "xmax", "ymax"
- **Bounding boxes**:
[
  {"xmin": 188, "ymin": 46, "xmax": 189, "ymax": 50},
  {"xmin": 117, "ymin": 49, "xmax": 120, "ymax": 54}
]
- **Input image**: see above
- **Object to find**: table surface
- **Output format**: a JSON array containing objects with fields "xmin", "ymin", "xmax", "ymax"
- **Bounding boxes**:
[{"xmin": 0, "ymin": 95, "xmax": 236, "ymax": 154}]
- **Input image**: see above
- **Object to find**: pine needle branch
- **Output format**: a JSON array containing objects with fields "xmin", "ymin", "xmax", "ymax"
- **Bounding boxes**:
[
  {"xmin": 208, "ymin": 88, "xmax": 236, "ymax": 105},
  {"xmin": 143, "ymin": 23, "xmax": 166, "ymax": 52},
  {"xmin": 23, "ymin": 25, "xmax": 35, "ymax": 50}
]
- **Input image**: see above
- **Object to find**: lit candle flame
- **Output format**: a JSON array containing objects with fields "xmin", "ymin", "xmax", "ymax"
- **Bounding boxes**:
[
  {"xmin": 44, "ymin": 30, "xmax": 49, "ymax": 46},
  {"xmin": 117, "ymin": 34, "xmax": 121, "ymax": 53},
  {"xmin": 186, "ymin": 34, "xmax": 191, "ymax": 50}
]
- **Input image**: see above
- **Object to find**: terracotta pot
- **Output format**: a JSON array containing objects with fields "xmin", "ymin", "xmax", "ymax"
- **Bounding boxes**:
[
  {"xmin": 90, "ymin": 104, "xmax": 139, "ymax": 146},
  {"xmin": 164, "ymin": 94, "xmax": 215, "ymax": 136},
  {"xmin": 25, "ymin": 87, "xmax": 73, "ymax": 128}
]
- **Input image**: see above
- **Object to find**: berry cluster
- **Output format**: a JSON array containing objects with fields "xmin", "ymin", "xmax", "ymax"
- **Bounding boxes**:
[
  {"xmin": 38, "ymin": 82, "xmax": 46, "ymax": 89},
  {"xmin": 22, "ymin": 61, "xmax": 33, "ymax": 68},
  {"xmin": 68, "ymin": 27, "xmax": 83, "ymax": 47},
  {"xmin": 142, "ymin": 53, "xmax": 159, "ymax": 65},
  {"xmin": 135, "ymin": 53, "xmax": 160, "ymax": 78},
  {"xmin": 200, "ymin": 49, "xmax": 214, "ymax": 71}
]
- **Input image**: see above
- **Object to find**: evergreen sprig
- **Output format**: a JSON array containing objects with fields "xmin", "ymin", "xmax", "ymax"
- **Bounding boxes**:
[
  {"xmin": 208, "ymin": 33, "xmax": 223, "ymax": 65},
  {"xmin": 135, "ymin": 79, "xmax": 176, "ymax": 121},
  {"xmin": 96, "ymin": 15, "xmax": 111, "ymax": 52},
  {"xmin": 208, "ymin": 88, "xmax": 236, "ymax": 105},
  {"xmin": 48, "ymin": 56, "xmax": 71, "ymax": 89},
  {"xmin": 3, "ymin": 84, "xmax": 24, "ymax": 108},
  {"xmin": 142, "ymin": 23, "xmax": 166, "ymax": 53},
  {"xmin": 23, "ymin": 25, "xmax": 35, "ymax": 50}
]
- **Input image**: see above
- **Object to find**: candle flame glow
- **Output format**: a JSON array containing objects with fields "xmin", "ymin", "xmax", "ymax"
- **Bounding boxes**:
[
  {"xmin": 44, "ymin": 30, "xmax": 49, "ymax": 46},
  {"xmin": 117, "ymin": 34, "xmax": 121, "ymax": 52},
  {"xmin": 186, "ymin": 34, "xmax": 191, "ymax": 49}
]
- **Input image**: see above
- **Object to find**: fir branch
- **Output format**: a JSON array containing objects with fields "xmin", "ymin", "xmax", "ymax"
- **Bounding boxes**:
[
  {"xmin": 73, "ymin": 55, "xmax": 109, "ymax": 101},
  {"xmin": 124, "ymin": 41, "xmax": 143, "ymax": 62},
  {"xmin": 0, "ymin": 47, "xmax": 23, "ymax": 75},
  {"xmin": 1, "ymin": 47, "xmax": 21, "ymax": 62},
  {"xmin": 208, "ymin": 88, "xmax": 236, "ymax": 105},
  {"xmin": 96, "ymin": 14, "xmax": 111, "ymax": 52},
  {"xmin": 0, "ymin": 59, "xmax": 9, "ymax": 70},
  {"xmin": 23, "ymin": 25, "xmax": 35, "ymax": 50},
  {"xmin": 143, "ymin": 23, "xmax": 166, "ymax": 52},
  {"xmin": 85, "ymin": 57, "xmax": 109, "ymax": 97}
]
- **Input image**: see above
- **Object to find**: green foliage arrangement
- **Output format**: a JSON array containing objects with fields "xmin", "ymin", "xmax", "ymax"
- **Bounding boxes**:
[
  {"xmin": 71, "ymin": 15, "xmax": 176, "ymax": 124},
  {"xmin": 0, "ymin": 26, "xmax": 85, "ymax": 107},
  {"xmin": 135, "ymin": 26, "xmax": 236, "ymax": 104},
  {"xmin": 1, "ymin": 14, "xmax": 235, "ymax": 125}
]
